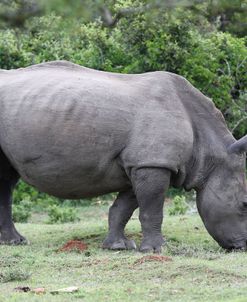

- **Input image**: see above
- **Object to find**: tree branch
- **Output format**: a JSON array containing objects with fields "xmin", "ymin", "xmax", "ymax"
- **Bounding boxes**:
[
  {"xmin": 0, "ymin": 0, "xmax": 42, "ymax": 28},
  {"xmin": 231, "ymin": 116, "xmax": 247, "ymax": 134},
  {"xmin": 99, "ymin": 4, "xmax": 159, "ymax": 28},
  {"xmin": 99, "ymin": 0, "xmax": 196, "ymax": 28}
]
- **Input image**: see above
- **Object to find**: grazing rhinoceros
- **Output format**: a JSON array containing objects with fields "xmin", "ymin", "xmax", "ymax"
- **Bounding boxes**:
[{"xmin": 0, "ymin": 61, "xmax": 246, "ymax": 252}]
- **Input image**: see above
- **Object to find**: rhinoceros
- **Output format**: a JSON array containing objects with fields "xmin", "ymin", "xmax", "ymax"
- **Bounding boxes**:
[{"xmin": 0, "ymin": 61, "xmax": 246, "ymax": 252}]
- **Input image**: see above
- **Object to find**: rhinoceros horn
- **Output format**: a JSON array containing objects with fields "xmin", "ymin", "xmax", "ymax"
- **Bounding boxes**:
[{"xmin": 228, "ymin": 135, "xmax": 247, "ymax": 153}]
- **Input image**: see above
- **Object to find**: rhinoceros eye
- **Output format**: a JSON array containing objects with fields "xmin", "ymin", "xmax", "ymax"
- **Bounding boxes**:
[{"xmin": 243, "ymin": 201, "xmax": 247, "ymax": 207}]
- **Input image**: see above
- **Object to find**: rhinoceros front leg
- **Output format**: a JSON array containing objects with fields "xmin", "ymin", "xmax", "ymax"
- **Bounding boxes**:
[
  {"xmin": 0, "ymin": 177, "xmax": 27, "ymax": 245},
  {"xmin": 131, "ymin": 168, "xmax": 171, "ymax": 253},
  {"xmin": 102, "ymin": 190, "xmax": 138, "ymax": 250}
]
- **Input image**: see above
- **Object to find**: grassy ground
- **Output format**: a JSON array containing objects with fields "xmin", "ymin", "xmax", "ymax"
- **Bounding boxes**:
[{"xmin": 0, "ymin": 205, "xmax": 247, "ymax": 302}]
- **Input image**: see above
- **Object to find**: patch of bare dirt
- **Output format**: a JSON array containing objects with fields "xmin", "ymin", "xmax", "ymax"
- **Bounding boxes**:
[
  {"xmin": 134, "ymin": 255, "xmax": 172, "ymax": 265},
  {"xmin": 58, "ymin": 240, "xmax": 88, "ymax": 252}
]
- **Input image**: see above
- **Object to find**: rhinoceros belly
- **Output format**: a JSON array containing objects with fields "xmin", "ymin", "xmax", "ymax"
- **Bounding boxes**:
[
  {"xmin": 1, "ymin": 113, "xmax": 131, "ymax": 198},
  {"xmin": 19, "ymin": 154, "xmax": 130, "ymax": 199},
  {"xmin": 1, "ymin": 103, "xmax": 131, "ymax": 198}
]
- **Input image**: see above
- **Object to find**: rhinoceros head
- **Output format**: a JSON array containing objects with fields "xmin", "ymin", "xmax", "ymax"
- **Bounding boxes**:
[{"xmin": 196, "ymin": 135, "xmax": 247, "ymax": 250}]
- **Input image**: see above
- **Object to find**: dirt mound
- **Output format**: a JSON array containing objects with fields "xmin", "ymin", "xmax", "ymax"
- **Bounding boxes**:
[
  {"xmin": 134, "ymin": 255, "xmax": 172, "ymax": 265},
  {"xmin": 58, "ymin": 240, "xmax": 88, "ymax": 252}
]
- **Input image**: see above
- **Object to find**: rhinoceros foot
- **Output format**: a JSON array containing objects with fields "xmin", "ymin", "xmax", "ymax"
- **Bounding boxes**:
[
  {"xmin": 0, "ymin": 229, "xmax": 28, "ymax": 245},
  {"xmin": 102, "ymin": 236, "xmax": 136, "ymax": 251},
  {"xmin": 139, "ymin": 235, "xmax": 165, "ymax": 254}
]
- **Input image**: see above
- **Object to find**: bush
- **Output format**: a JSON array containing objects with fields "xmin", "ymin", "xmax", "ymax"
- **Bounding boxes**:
[
  {"xmin": 180, "ymin": 32, "xmax": 247, "ymax": 137},
  {"xmin": 13, "ymin": 180, "xmax": 60, "ymax": 211},
  {"xmin": 12, "ymin": 199, "xmax": 32, "ymax": 223},
  {"xmin": 13, "ymin": 181, "xmax": 44, "ymax": 204},
  {"xmin": 168, "ymin": 195, "xmax": 189, "ymax": 216},
  {"xmin": 47, "ymin": 205, "xmax": 79, "ymax": 224}
]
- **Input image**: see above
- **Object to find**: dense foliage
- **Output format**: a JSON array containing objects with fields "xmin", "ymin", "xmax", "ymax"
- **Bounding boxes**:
[{"xmin": 0, "ymin": 0, "xmax": 246, "ymax": 205}]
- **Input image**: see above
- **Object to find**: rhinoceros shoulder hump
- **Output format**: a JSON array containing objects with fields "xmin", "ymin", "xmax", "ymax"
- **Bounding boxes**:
[{"xmin": 20, "ymin": 60, "xmax": 91, "ymax": 73}]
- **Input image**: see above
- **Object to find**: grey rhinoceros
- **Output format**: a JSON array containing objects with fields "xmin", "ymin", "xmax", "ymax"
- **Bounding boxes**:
[{"xmin": 0, "ymin": 61, "xmax": 246, "ymax": 252}]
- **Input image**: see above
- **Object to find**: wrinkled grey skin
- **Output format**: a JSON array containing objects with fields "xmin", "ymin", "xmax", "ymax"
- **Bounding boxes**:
[{"xmin": 0, "ymin": 61, "xmax": 246, "ymax": 252}]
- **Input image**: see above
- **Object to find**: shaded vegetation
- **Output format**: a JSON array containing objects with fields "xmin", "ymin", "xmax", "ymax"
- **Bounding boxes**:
[
  {"xmin": 168, "ymin": 196, "xmax": 189, "ymax": 216},
  {"xmin": 47, "ymin": 205, "xmax": 79, "ymax": 224}
]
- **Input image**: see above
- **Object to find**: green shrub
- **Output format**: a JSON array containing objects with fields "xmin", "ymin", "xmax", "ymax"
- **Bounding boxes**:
[
  {"xmin": 13, "ymin": 181, "xmax": 61, "ymax": 212},
  {"xmin": 180, "ymin": 31, "xmax": 247, "ymax": 137},
  {"xmin": 13, "ymin": 181, "xmax": 43, "ymax": 204},
  {"xmin": 168, "ymin": 195, "xmax": 189, "ymax": 216},
  {"xmin": 12, "ymin": 199, "xmax": 32, "ymax": 223},
  {"xmin": 34, "ymin": 196, "xmax": 60, "ymax": 211},
  {"xmin": 47, "ymin": 205, "xmax": 79, "ymax": 224}
]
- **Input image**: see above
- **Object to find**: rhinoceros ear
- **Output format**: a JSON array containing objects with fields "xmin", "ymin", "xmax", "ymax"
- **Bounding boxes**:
[{"xmin": 228, "ymin": 135, "xmax": 247, "ymax": 154}]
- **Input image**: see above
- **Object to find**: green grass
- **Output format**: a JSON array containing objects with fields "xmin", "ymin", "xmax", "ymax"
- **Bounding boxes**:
[{"xmin": 0, "ymin": 205, "xmax": 247, "ymax": 302}]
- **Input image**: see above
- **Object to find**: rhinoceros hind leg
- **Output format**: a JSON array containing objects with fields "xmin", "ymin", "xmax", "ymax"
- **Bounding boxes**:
[
  {"xmin": 0, "ymin": 152, "xmax": 28, "ymax": 245},
  {"xmin": 102, "ymin": 190, "xmax": 138, "ymax": 250},
  {"xmin": 131, "ymin": 168, "xmax": 171, "ymax": 253}
]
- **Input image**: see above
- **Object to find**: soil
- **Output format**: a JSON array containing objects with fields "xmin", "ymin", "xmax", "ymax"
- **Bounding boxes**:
[
  {"xmin": 134, "ymin": 255, "xmax": 172, "ymax": 265},
  {"xmin": 58, "ymin": 240, "xmax": 88, "ymax": 252}
]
